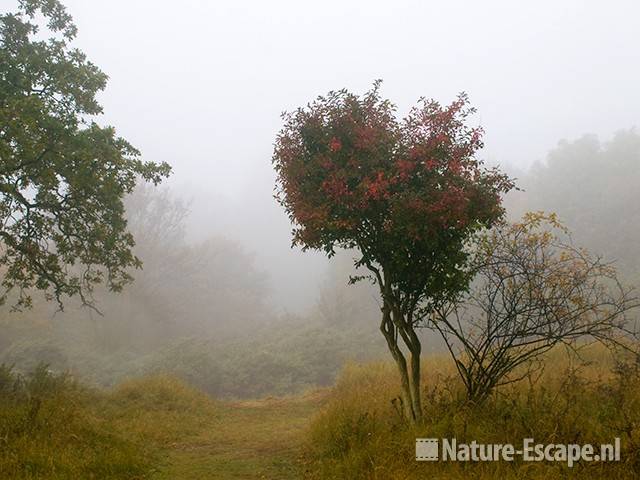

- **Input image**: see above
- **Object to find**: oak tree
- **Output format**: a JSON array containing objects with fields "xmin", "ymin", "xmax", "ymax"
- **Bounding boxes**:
[{"xmin": 0, "ymin": 0, "xmax": 170, "ymax": 309}]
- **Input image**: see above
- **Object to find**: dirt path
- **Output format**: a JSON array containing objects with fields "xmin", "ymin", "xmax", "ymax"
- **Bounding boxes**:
[{"xmin": 151, "ymin": 391, "xmax": 325, "ymax": 479}]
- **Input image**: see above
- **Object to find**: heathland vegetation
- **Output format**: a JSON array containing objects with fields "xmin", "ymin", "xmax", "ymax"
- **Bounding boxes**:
[
  {"xmin": 3, "ymin": 346, "xmax": 640, "ymax": 479},
  {"xmin": 2, "ymin": 1, "xmax": 640, "ymax": 479}
]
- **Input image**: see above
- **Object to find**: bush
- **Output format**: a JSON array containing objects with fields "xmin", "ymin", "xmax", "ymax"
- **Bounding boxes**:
[{"xmin": 142, "ymin": 321, "xmax": 386, "ymax": 399}]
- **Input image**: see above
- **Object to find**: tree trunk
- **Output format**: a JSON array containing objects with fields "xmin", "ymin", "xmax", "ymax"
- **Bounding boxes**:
[
  {"xmin": 380, "ymin": 305, "xmax": 423, "ymax": 423},
  {"xmin": 407, "ymin": 329, "xmax": 423, "ymax": 423}
]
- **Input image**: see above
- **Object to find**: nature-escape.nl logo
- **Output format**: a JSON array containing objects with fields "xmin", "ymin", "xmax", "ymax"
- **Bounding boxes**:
[{"xmin": 416, "ymin": 438, "xmax": 621, "ymax": 467}]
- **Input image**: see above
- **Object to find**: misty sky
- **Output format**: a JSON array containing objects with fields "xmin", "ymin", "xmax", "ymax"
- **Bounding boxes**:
[{"xmin": 6, "ymin": 0, "xmax": 639, "ymax": 312}]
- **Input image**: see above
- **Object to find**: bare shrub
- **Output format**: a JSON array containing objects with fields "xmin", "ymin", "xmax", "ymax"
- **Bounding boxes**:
[{"xmin": 430, "ymin": 212, "xmax": 640, "ymax": 403}]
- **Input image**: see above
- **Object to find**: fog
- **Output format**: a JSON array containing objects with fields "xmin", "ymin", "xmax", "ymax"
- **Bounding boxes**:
[
  {"xmin": 16, "ymin": 0, "xmax": 635, "ymax": 312},
  {"xmin": 2, "ymin": 0, "xmax": 640, "ymax": 398},
  {"xmin": 4, "ymin": 3, "xmax": 640, "ymax": 474}
]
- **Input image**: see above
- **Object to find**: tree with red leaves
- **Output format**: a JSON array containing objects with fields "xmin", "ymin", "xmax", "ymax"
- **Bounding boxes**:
[{"xmin": 272, "ymin": 81, "xmax": 514, "ymax": 422}]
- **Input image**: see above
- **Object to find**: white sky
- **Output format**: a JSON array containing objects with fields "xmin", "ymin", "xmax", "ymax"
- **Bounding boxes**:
[{"xmin": 4, "ymin": 0, "xmax": 640, "ymax": 311}]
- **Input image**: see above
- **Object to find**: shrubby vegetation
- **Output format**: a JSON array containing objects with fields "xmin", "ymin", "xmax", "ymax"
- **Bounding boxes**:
[
  {"xmin": 0, "ymin": 314, "xmax": 386, "ymax": 398},
  {"xmin": 431, "ymin": 212, "xmax": 638, "ymax": 403},
  {"xmin": 143, "ymin": 319, "xmax": 385, "ymax": 398}
]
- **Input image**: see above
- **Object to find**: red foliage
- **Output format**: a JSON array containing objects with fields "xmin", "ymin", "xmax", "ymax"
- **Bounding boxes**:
[
  {"xmin": 364, "ymin": 171, "xmax": 389, "ymax": 200},
  {"xmin": 273, "ymin": 82, "xmax": 514, "ymax": 295},
  {"xmin": 322, "ymin": 174, "xmax": 350, "ymax": 199},
  {"xmin": 329, "ymin": 137, "xmax": 342, "ymax": 152}
]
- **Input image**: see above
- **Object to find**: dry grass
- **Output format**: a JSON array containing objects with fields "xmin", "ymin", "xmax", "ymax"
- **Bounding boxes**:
[
  {"xmin": 0, "ymin": 366, "xmax": 326, "ymax": 479},
  {"xmin": 0, "ymin": 368, "xmax": 221, "ymax": 479},
  {"xmin": 3, "ymin": 346, "xmax": 639, "ymax": 479},
  {"xmin": 305, "ymin": 346, "xmax": 640, "ymax": 479},
  {"xmin": 152, "ymin": 390, "xmax": 326, "ymax": 479}
]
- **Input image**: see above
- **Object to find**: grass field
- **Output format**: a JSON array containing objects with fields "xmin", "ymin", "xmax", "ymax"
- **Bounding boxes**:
[
  {"xmin": 0, "ymin": 366, "xmax": 326, "ymax": 479},
  {"xmin": 2, "ymin": 348, "xmax": 640, "ymax": 479},
  {"xmin": 306, "ymin": 349, "xmax": 640, "ymax": 479},
  {"xmin": 149, "ymin": 392, "xmax": 325, "ymax": 479}
]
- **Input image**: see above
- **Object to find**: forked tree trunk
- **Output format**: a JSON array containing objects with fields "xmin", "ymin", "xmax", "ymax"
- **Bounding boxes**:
[{"xmin": 380, "ymin": 305, "xmax": 423, "ymax": 423}]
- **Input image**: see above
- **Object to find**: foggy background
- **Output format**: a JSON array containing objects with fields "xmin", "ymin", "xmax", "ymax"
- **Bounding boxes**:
[
  {"xmin": 2, "ymin": 0, "xmax": 640, "ymax": 398},
  {"xmin": 16, "ymin": 0, "xmax": 635, "ymax": 312}
]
